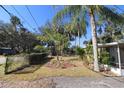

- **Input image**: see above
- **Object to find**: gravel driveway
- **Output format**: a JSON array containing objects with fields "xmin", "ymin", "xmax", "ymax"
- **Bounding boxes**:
[
  {"xmin": 0, "ymin": 76, "xmax": 124, "ymax": 88},
  {"xmin": 50, "ymin": 76, "xmax": 124, "ymax": 88},
  {"xmin": 0, "ymin": 78, "xmax": 56, "ymax": 88}
]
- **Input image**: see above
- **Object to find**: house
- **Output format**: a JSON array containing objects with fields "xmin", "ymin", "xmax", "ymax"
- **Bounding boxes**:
[
  {"xmin": 0, "ymin": 47, "xmax": 16, "ymax": 55},
  {"xmin": 98, "ymin": 41, "xmax": 124, "ymax": 76}
]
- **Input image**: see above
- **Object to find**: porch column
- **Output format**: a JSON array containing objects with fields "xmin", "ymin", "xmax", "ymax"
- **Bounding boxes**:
[{"xmin": 117, "ymin": 45, "xmax": 122, "ymax": 76}]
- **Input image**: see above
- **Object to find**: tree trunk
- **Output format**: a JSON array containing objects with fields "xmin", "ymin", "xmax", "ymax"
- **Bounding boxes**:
[
  {"xmin": 89, "ymin": 8, "xmax": 99, "ymax": 72},
  {"xmin": 57, "ymin": 53, "xmax": 59, "ymax": 61},
  {"xmin": 79, "ymin": 37, "xmax": 80, "ymax": 47},
  {"xmin": 4, "ymin": 56, "xmax": 8, "ymax": 74},
  {"xmin": 60, "ymin": 44, "xmax": 63, "ymax": 60},
  {"xmin": 56, "ymin": 45, "xmax": 60, "ymax": 67},
  {"xmin": 78, "ymin": 30, "xmax": 80, "ymax": 47},
  {"xmin": 13, "ymin": 25, "xmax": 16, "ymax": 32},
  {"xmin": 56, "ymin": 52, "xmax": 60, "ymax": 67},
  {"xmin": 75, "ymin": 36, "xmax": 76, "ymax": 47}
]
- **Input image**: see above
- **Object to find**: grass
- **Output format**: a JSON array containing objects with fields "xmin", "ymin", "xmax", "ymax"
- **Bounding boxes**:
[
  {"xmin": 0, "ymin": 56, "xmax": 102, "ymax": 81},
  {"xmin": 0, "ymin": 64, "xmax": 5, "ymax": 75},
  {"xmin": 6, "ymin": 61, "xmax": 29, "ymax": 73},
  {"xmin": 35, "ymin": 66, "xmax": 102, "ymax": 77}
]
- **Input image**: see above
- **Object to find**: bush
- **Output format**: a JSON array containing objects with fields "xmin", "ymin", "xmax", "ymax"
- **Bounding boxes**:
[
  {"xmin": 100, "ymin": 51, "xmax": 110, "ymax": 65},
  {"xmin": 83, "ymin": 44, "xmax": 93, "ymax": 65},
  {"xmin": 29, "ymin": 53, "xmax": 48, "ymax": 65},
  {"xmin": 33, "ymin": 45, "xmax": 49, "ymax": 53},
  {"xmin": 5, "ymin": 53, "xmax": 48, "ymax": 74},
  {"xmin": 75, "ymin": 47, "xmax": 85, "ymax": 59}
]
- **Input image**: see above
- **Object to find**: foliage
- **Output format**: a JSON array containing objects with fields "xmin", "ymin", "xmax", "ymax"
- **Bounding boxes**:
[
  {"xmin": 97, "ymin": 22, "xmax": 124, "ymax": 43},
  {"xmin": 4, "ymin": 53, "xmax": 48, "ymax": 74},
  {"xmin": 29, "ymin": 53, "xmax": 48, "ymax": 65},
  {"xmin": 53, "ymin": 6, "xmax": 124, "ymax": 40},
  {"xmin": 10, "ymin": 16, "xmax": 22, "ymax": 27},
  {"xmin": 0, "ymin": 21, "xmax": 40, "ymax": 53},
  {"xmin": 33, "ymin": 45, "xmax": 49, "ymax": 53},
  {"xmin": 75, "ymin": 47, "xmax": 85, "ymax": 59},
  {"xmin": 100, "ymin": 50, "xmax": 110, "ymax": 65},
  {"xmin": 85, "ymin": 45, "xmax": 93, "ymax": 54},
  {"xmin": 38, "ymin": 23, "xmax": 70, "ymax": 58},
  {"xmin": 53, "ymin": 5, "xmax": 124, "ymax": 71}
]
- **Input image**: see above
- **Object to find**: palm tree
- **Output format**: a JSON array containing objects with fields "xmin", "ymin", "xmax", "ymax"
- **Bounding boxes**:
[
  {"xmin": 38, "ymin": 24, "xmax": 69, "ymax": 64},
  {"xmin": 64, "ymin": 23, "xmax": 78, "ymax": 47},
  {"xmin": 64, "ymin": 16, "xmax": 87, "ymax": 47},
  {"xmin": 53, "ymin": 5, "xmax": 124, "ymax": 71},
  {"xmin": 10, "ymin": 16, "xmax": 22, "ymax": 32}
]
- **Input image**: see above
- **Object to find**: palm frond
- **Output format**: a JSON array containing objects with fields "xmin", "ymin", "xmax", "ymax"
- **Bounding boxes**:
[
  {"xmin": 98, "ymin": 6, "xmax": 124, "ymax": 24},
  {"xmin": 53, "ymin": 5, "xmax": 81, "ymax": 24}
]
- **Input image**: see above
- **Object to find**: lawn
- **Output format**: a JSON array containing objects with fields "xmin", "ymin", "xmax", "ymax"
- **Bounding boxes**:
[{"xmin": 0, "ymin": 56, "xmax": 102, "ymax": 81}]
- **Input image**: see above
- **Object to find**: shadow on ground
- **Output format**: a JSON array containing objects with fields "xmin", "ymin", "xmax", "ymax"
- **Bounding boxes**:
[{"xmin": 5, "ymin": 57, "xmax": 53, "ymax": 74}]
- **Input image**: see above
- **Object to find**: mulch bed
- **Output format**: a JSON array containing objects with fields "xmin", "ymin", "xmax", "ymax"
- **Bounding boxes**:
[{"xmin": 61, "ymin": 62, "xmax": 77, "ymax": 69}]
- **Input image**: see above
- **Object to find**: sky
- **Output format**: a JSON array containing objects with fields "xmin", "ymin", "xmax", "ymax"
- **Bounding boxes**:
[{"xmin": 0, "ymin": 5, "xmax": 124, "ymax": 47}]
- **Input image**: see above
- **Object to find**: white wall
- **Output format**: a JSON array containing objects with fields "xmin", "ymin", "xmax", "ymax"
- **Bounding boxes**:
[
  {"xmin": 0, "ymin": 56, "xmax": 6, "ymax": 64},
  {"xmin": 110, "ymin": 67, "xmax": 121, "ymax": 76},
  {"xmin": 122, "ymin": 69, "xmax": 124, "ymax": 76}
]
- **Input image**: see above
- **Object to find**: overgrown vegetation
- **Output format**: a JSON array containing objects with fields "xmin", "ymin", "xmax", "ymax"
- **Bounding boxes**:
[
  {"xmin": 4, "ymin": 53, "xmax": 48, "ymax": 74},
  {"xmin": 0, "ymin": 56, "xmax": 101, "ymax": 81},
  {"xmin": 33, "ymin": 45, "xmax": 49, "ymax": 53},
  {"xmin": 1, "ymin": 5, "xmax": 124, "ymax": 74},
  {"xmin": 75, "ymin": 47, "xmax": 85, "ymax": 59},
  {"xmin": 0, "ymin": 20, "xmax": 40, "ymax": 54},
  {"xmin": 100, "ymin": 50, "xmax": 110, "ymax": 65}
]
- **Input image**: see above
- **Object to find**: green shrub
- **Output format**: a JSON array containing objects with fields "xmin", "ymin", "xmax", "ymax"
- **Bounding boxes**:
[
  {"xmin": 5, "ymin": 53, "xmax": 48, "ymax": 74},
  {"xmin": 83, "ymin": 44, "xmax": 93, "ymax": 64},
  {"xmin": 29, "ymin": 53, "xmax": 48, "ymax": 65},
  {"xmin": 100, "ymin": 51, "xmax": 110, "ymax": 65},
  {"xmin": 85, "ymin": 45, "xmax": 93, "ymax": 54},
  {"xmin": 33, "ymin": 45, "xmax": 48, "ymax": 53},
  {"xmin": 75, "ymin": 47, "xmax": 85, "ymax": 59}
]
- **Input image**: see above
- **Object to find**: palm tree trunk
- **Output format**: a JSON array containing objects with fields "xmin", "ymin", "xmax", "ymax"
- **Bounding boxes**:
[
  {"xmin": 75, "ymin": 36, "xmax": 76, "ymax": 47},
  {"xmin": 78, "ymin": 30, "xmax": 80, "ymax": 47},
  {"xmin": 89, "ymin": 8, "xmax": 99, "ymax": 72},
  {"xmin": 56, "ymin": 45, "xmax": 60, "ymax": 67},
  {"xmin": 60, "ymin": 43, "xmax": 63, "ymax": 60},
  {"xmin": 57, "ymin": 53, "xmax": 59, "ymax": 61},
  {"xmin": 12, "ymin": 25, "xmax": 16, "ymax": 32},
  {"xmin": 79, "ymin": 37, "xmax": 80, "ymax": 47},
  {"xmin": 56, "ymin": 51, "xmax": 61, "ymax": 67}
]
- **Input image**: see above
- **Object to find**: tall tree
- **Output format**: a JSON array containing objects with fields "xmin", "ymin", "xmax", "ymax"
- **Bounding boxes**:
[
  {"xmin": 0, "ymin": 21, "xmax": 39, "ymax": 53},
  {"xmin": 53, "ymin": 5, "xmax": 124, "ymax": 71},
  {"xmin": 64, "ymin": 23, "xmax": 77, "ymax": 47},
  {"xmin": 10, "ymin": 16, "xmax": 22, "ymax": 32},
  {"xmin": 98, "ymin": 22, "xmax": 124, "ymax": 43},
  {"xmin": 38, "ymin": 24, "xmax": 69, "ymax": 64}
]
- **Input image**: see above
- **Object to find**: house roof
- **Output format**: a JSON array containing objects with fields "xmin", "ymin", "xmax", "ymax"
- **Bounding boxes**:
[
  {"xmin": 98, "ymin": 42, "xmax": 124, "ymax": 48},
  {"xmin": 0, "ymin": 47, "xmax": 12, "ymax": 49}
]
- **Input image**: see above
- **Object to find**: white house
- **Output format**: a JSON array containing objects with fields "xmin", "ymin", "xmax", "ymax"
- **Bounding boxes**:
[{"xmin": 98, "ymin": 42, "xmax": 124, "ymax": 76}]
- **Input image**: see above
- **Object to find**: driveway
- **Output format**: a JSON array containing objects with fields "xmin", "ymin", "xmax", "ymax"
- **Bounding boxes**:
[
  {"xmin": 0, "ymin": 76, "xmax": 124, "ymax": 88},
  {"xmin": 50, "ymin": 76, "xmax": 124, "ymax": 88}
]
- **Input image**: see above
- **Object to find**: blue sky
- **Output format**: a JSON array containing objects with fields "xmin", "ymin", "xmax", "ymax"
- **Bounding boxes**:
[
  {"xmin": 0, "ymin": 5, "xmax": 124, "ymax": 47},
  {"xmin": 0, "ymin": 6, "xmax": 56, "ymax": 31}
]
